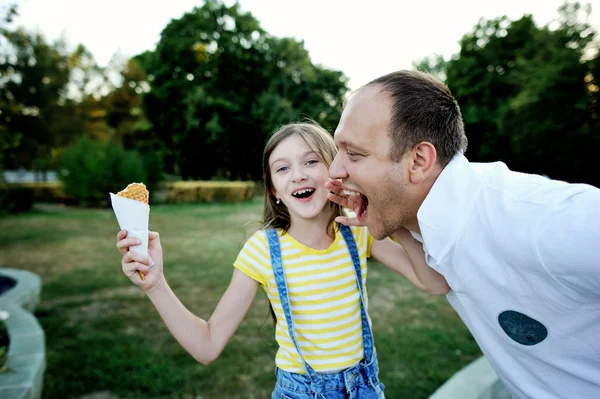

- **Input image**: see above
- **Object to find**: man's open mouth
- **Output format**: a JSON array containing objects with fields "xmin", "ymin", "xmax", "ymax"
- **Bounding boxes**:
[{"xmin": 343, "ymin": 189, "xmax": 369, "ymax": 218}]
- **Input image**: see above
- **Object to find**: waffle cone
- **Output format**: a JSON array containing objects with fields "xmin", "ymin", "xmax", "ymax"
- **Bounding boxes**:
[
  {"xmin": 117, "ymin": 182, "xmax": 149, "ymax": 280},
  {"xmin": 116, "ymin": 182, "xmax": 149, "ymax": 204}
]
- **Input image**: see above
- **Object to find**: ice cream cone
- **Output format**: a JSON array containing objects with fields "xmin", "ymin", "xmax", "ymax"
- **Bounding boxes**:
[
  {"xmin": 111, "ymin": 182, "xmax": 152, "ymax": 281},
  {"xmin": 116, "ymin": 182, "xmax": 149, "ymax": 205}
]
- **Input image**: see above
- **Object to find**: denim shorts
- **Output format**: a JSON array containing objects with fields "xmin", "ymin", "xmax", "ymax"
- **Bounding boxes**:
[{"xmin": 272, "ymin": 358, "xmax": 385, "ymax": 399}]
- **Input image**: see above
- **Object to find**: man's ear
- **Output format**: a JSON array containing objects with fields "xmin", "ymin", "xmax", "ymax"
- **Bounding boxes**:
[{"xmin": 408, "ymin": 141, "xmax": 437, "ymax": 184}]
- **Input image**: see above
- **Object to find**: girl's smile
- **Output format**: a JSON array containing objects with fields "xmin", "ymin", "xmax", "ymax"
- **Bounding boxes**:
[{"xmin": 269, "ymin": 135, "xmax": 330, "ymax": 223}]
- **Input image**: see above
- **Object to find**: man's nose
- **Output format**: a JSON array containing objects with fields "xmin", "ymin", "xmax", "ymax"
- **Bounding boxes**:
[{"xmin": 329, "ymin": 153, "xmax": 347, "ymax": 179}]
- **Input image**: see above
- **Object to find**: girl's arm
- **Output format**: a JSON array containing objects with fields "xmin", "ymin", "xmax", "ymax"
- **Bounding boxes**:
[
  {"xmin": 118, "ymin": 231, "xmax": 259, "ymax": 365},
  {"xmin": 369, "ymin": 228, "xmax": 450, "ymax": 295},
  {"xmin": 145, "ymin": 269, "xmax": 259, "ymax": 365}
]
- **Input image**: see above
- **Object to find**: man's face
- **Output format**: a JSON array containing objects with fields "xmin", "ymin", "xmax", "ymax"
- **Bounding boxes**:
[{"xmin": 329, "ymin": 86, "xmax": 418, "ymax": 239}]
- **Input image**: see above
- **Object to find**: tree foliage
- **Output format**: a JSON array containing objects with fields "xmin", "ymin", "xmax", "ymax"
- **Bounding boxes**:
[
  {"xmin": 4, "ymin": 0, "xmax": 597, "ymax": 191},
  {"xmin": 0, "ymin": 5, "xmax": 108, "ymax": 173},
  {"xmin": 58, "ymin": 136, "xmax": 147, "ymax": 205},
  {"xmin": 417, "ymin": 2, "xmax": 599, "ymax": 186},
  {"xmin": 139, "ymin": 0, "xmax": 348, "ymax": 180}
]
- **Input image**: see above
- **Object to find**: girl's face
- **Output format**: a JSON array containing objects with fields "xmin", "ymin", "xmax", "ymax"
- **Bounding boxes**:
[{"xmin": 268, "ymin": 134, "xmax": 330, "ymax": 224}]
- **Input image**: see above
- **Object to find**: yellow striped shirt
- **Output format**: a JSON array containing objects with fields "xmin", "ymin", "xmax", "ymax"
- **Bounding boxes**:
[{"xmin": 233, "ymin": 224, "xmax": 373, "ymax": 373}]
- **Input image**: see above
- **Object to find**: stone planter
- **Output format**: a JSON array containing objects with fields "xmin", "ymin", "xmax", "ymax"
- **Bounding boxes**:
[
  {"xmin": 429, "ymin": 356, "xmax": 511, "ymax": 399},
  {"xmin": 0, "ymin": 268, "xmax": 45, "ymax": 399}
]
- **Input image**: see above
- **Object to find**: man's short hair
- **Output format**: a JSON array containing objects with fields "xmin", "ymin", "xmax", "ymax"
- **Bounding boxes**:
[{"xmin": 366, "ymin": 70, "xmax": 468, "ymax": 166}]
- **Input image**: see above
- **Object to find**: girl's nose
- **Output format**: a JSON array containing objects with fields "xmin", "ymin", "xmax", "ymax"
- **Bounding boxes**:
[{"xmin": 292, "ymin": 172, "xmax": 307, "ymax": 183}]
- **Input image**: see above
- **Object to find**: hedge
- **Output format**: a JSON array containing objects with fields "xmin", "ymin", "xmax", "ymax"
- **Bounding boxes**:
[
  {"xmin": 0, "ymin": 181, "xmax": 258, "ymax": 206},
  {"xmin": 166, "ymin": 181, "xmax": 257, "ymax": 203}
]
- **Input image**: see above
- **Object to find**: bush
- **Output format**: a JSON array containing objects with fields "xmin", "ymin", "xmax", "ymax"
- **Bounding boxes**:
[
  {"xmin": 58, "ymin": 137, "xmax": 147, "ymax": 206},
  {"xmin": 139, "ymin": 150, "xmax": 165, "ymax": 196},
  {"xmin": 0, "ymin": 185, "xmax": 34, "ymax": 213},
  {"xmin": 19, "ymin": 181, "xmax": 69, "ymax": 203}
]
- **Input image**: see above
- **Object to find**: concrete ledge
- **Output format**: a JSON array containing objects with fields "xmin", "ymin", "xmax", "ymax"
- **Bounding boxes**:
[
  {"xmin": 0, "ymin": 268, "xmax": 45, "ymax": 399},
  {"xmin": 429, "ymin": 356, "xmax": 511, "ymax": 399},
  {"xmin": 0, "ymin": 305, "xmax": 45, "ymax": 399},
  {"xmin": 0, "ymin": 269, "xmax": 41, "ymax": 312}
]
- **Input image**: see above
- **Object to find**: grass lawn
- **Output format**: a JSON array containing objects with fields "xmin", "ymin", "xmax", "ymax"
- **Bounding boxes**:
[{"xmin": 0, "ymin": 199, "xmax": 481, "ymax": 398}]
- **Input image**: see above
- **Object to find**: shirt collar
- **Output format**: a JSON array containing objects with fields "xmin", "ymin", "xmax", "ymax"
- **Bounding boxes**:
[{"xmin": 415, "ymin": 154, "xmax": 481, "ymax": 263}]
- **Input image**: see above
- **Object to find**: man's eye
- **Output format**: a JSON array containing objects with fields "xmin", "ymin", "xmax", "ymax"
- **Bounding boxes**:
[{"xmin": 347, "ymin": 151, "xmax": 361, "ymax": 160}]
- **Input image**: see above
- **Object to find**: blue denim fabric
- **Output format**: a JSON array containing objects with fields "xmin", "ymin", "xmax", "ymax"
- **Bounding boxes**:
[{"xmin": 267, "ymin": 225, "xmax": 385, "ymax": 399}]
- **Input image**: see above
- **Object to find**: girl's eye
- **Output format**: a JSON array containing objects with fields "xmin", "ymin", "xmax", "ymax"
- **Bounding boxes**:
[
  {"xmin": 276, "ymin": 166, "xmax": 288, "ymax": 173},
  {"xmin": 306, "ymin": 159, "xmax": 319, "ymax": 165}
]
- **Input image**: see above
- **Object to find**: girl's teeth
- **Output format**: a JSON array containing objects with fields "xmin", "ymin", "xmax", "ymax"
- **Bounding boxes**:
[{"xmin": 295, "ymin": 189, "xmax": 313, "ymax": 195}]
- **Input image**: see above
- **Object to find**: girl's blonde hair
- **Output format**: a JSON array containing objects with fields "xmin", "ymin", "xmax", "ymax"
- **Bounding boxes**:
[{"xmin": 261, "ymin": 122, "xmax": 343, "ymax": 238}]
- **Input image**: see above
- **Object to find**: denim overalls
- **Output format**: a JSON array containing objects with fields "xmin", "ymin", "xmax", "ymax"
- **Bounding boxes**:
[{"xmin": 266, "ymin": 225, "xmax": 385, "ymax": 399}]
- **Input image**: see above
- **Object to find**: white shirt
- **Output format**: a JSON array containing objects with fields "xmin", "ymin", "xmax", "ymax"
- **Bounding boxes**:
[{"xmin": 412, "ymin": 154, "xmax": 600, "ymax": 399}]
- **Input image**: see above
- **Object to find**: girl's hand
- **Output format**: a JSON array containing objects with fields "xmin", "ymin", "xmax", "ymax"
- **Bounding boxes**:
[
  {"xmin": 325, "ymin": 179, "xmax": 363, "ymax": 226},
  {"xmin": 116, "ymin": 230, "xmax": 164, "ymax": 291}
]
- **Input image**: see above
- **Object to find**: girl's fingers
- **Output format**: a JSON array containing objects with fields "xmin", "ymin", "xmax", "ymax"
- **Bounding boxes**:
[
  {"xmin": 123, "ymin": 250, "xmax": 149, "ymax": 265},
  {"xmin": 335, "ymin": 216, "xmax": 362, "ymax": 227},
  {"xmin": 148, "ymin": 231, "xmax": 162, "ymax": 250},
  {"xmin": 325, "ymin": 180, "xmax": 345, "ymax": 196},
  {"xmin": 327, "ymin": 192, "xmax": 348, "ymax": 207},
  {"xmin": 325, "ymin": 179, "xmax": 343, "ymax": 188},
  {"xmin": 326, "ymin": 180, "xmax": 362, "ymax": 210},
  {"xmin": 116, "ymin": 238, "xmax": 142, "ymax": 255},
  {"xmin": 122, "ymin": 262, "xmax": 150, "ymax": 277},
  {"xmin": 117, "ymin": 238, "xmax": 141, "ymax": 249}
]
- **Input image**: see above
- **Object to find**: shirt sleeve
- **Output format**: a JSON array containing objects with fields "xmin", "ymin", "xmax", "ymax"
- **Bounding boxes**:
[
  {"xmin": 233, "ymin": 230, "xmax": 271, "ymax": 286},
  {"xmin": 534, "ymin": 186, "xmax": 600, "ymax": 300}
]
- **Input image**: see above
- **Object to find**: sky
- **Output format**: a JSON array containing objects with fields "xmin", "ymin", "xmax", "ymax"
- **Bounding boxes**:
[{"xmin": 7, "ymin": 0, "xmax": 600, "ymax": 90}]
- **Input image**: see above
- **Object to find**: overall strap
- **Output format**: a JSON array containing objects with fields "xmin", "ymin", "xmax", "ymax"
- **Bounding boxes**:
[
  {"xmin": 339, "ymin": 224, "xmax": 376, "ymax": 362},
  {"xmin": 266, "ymin": 229, "xmax": 321, "ymax": 383}
]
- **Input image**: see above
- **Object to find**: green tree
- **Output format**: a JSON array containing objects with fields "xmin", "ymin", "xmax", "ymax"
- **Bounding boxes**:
[
  {"xmin": 413, "ymin": 53, "xmax": 447, "ymax": 81},
  {"xmin": 443, "ymin": 1, "xmax": 599, "ymax": 186},
  {"xmin": 105, "ymin": 58, "xmax": 151, "ymax": 144},
  {"xmin": 138, "ymin": 0, "xmax": 348, "ymax": 180},
  {"xmin": 0, "ymin": 2, "xmax": 18, "ymax": 177},
  {"xmin": 0, "ymin": 15, "xmax": 105, "ymax": 174},
  {"xmin": 104, "ymin": 58, "xmax": 163, "ymax": 190},
  {"xmin": 0, "ymin": 27, "xmax": 70, "ymax": 170}
]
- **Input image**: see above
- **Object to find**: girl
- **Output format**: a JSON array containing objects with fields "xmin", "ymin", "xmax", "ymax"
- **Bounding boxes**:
[{"xmin": 116, "ymin": 123, "xmax": 449, "ymax": 399}]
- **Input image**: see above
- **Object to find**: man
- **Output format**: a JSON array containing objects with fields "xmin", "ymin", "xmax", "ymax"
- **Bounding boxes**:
[{"xmin": 326, "ymin": 70, "xmax": 600, "ymax": 399}]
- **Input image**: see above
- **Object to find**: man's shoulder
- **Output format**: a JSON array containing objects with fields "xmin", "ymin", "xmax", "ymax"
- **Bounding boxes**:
[
  {"xmin": 467, "ymin": 164, "xmax": 599, "ymax": 261},
  {"xmin": 473, "ymin": 161, "xmax": 594, "ymax": 210}
]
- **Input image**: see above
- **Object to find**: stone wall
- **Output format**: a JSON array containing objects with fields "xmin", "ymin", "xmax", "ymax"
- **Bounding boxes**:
[{"xmin": 0, "ymin": 268, "xmax": 45, "ymax": 399}]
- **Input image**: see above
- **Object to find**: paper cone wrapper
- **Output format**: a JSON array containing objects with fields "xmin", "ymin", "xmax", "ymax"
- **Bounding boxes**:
[{"xmin": 110, "ymin": 193, "xmax": 154, "ymax": 266}]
